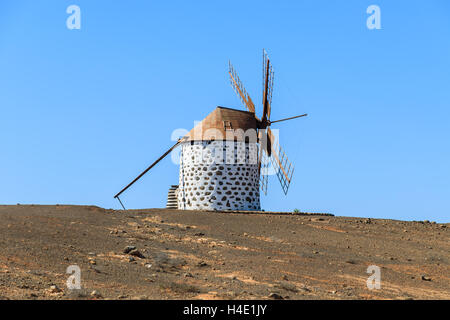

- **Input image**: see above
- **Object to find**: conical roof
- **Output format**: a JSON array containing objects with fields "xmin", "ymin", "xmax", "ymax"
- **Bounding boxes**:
[{"xmin": 185, "ymin": 106, "xmax": 258, "ymax": 142}]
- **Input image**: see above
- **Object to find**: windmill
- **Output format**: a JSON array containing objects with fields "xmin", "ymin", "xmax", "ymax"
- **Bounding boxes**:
[{"xmin": 114, "ymin": 50, "xmax": 307, "ymax": 211}]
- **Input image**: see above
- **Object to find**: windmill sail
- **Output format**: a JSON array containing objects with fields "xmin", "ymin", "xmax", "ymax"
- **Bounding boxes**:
[
  {"xmin": 229, "ymin": 61, "xmax": 256, "ymax": 114},
  {"xmin": 258, "ymin": 144, "xmax": 270, "ymax": 195},
  {"xmin": 267, "ymin": 128, "xmax": 294, "ymax": 195},
  {"xmin": 262, "ymin": 49, "xmax": 274, "ymax": 122}
]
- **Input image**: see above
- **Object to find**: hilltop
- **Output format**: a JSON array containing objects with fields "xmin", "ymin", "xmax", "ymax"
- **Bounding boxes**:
[{"xmin": 0, "ymin": 205, "xmax": 448, "ymax": 300}]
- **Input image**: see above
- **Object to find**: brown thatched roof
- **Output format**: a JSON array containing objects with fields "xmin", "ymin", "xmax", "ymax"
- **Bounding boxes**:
[{"xmin": 185, "ymin": 107, "xmax": 258, "ymax": 142}]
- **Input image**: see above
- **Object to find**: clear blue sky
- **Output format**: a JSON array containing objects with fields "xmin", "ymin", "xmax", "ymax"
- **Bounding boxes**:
[{"xmin": 1, "ymin": 1, "xmax": 449, "ymax": 222}]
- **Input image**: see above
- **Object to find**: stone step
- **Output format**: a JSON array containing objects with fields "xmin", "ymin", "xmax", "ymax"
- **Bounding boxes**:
[{"xmin": 166, "ymin": 185, "xmax": 179, "ymax": 209}]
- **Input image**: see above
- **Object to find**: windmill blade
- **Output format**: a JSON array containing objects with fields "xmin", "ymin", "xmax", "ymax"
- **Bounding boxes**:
[
  {"xmin": 257, "ymin": 138, "xmax": 269, "ymax": 195},
  {"xmin": 229, "ymin": 61, "xmax": 256, "ymax": 114},
  {"xmin": 114, "ymin": 139, "xmax": 184, "ymax": 200},
  {"xmin": 267, "ymin": 128, "xmax": 295, "ymax": 195},
  {"xmin": 262, "ymin": 49, "xmax": 274, "ymax": 122},
  {"xmin": 258, "ymin": 135, "xmax": 269, "ymax": 195}
]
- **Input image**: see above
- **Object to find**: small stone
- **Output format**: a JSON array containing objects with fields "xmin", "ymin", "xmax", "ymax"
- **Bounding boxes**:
[
  {"xmin": 91, "ymin": 290, "xmax": 102, "ymax": 298},
  {"xmin": 421, "ymin": 275, "xmax": 432, "ymax": 281},
  {"xmin": 145, "ymin": 263, "xmax": 152, "ymax": 269},
  {"xmin": 300, "ymin": 286, "xmax": 312, "ymax": 292},
  {"xmin": 128, "ymin": 256, "xmax": 136, "ymax": 262},
  {"xmin": 49, "ymin": 285, "xmax": 61, "ymax": 293},
  {"xmin": 129, "ymin": 249, "xmax": 145, "ymax": 259},
  {"xmin": 268, "ymin": 293, "xmax": 284, "ymax": 300},
  {"xmin": 197, "ymin": 261, "xmax": 208, "ymax": 267},
  {"xmin": 194, "ymin": 232, "xmax": 205, "ymax": 236},
  {"xmin": 123, "ymin": 246, "xmax": 136, "ymax": 254}
]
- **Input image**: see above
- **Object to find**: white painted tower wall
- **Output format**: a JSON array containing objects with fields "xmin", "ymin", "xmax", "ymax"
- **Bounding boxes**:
[{"xmin": 177, "ymin": 141, "xmax": 260, "ymax": 211}]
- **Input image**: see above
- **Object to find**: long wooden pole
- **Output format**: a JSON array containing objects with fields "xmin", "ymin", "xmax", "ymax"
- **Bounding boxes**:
[
  {"xmin": 269, "ymin": 113, "xmax": 307, "ymax": 124},
  {"xmin": 114, "ymin": 140, "xmax": 182, "ymax": 199}
]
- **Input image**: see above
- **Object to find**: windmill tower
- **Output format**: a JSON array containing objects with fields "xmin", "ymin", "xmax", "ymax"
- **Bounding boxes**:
[{"xmin": 114, "ymin": 50, "xmax": 307, "ymax": 211}]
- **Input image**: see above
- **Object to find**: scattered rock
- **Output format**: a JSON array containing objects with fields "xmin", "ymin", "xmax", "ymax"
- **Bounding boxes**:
[
  {"xmin": 268, "ymin": 293, "xmax": 284, "ymax": 300},
  {"xmin": 226, "ymin": 291, "xmax": 239, "ymax": 297},
  {"xmin": 275, "ymin": 281, "xmax": 298, "ymax": 293},
  {"xmin": 194, "ymin": 232, "xmax": 205, "ymax": 236},
  {"xmin": 90, "ymin": 290, "xmax": 102, "ymax": 298},
  {"xmin": 129, "ymin": 249, "xmax": 145, "ymax": 259},
  {"xmin": 123, "ymin": 246, "xmax": 136, "ymax": 254},
  {"xmin": 49, "ymin": 285, "xmax": 61, "ymax": 293},
  {"xmin": 421, "ymin": 275, "xmax": 432, "ymax": 281},
  {"xmin": 300, "ymin": 286, "xmax": 312, "ymax": 292}
]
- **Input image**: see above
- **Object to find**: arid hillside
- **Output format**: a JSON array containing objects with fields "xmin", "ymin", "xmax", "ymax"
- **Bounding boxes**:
[{"xmin": 0, "ymin": 205, "xmax": 448, "ymax": 300}]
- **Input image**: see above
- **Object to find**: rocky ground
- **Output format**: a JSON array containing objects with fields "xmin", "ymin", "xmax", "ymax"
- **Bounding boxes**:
[{"xmin": 0, "ymin": 205, "xmax": 448, "ymax": 300}]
